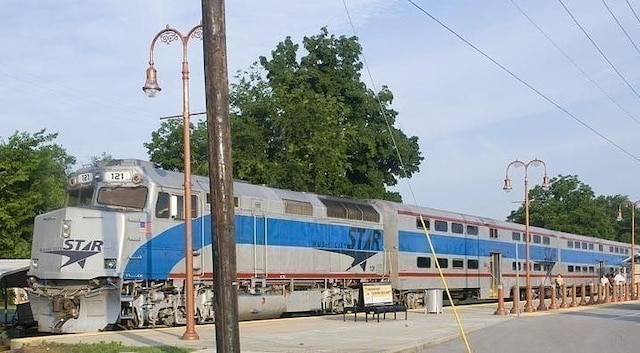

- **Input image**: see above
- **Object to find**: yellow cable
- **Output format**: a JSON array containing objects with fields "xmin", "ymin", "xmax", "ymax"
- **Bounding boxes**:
[{"xmin": 419, "ymin": 215, "xmax": 472, "ymax": 353}]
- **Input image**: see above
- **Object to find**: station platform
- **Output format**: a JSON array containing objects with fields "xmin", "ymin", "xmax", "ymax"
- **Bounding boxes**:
[{"xmin": 11, "ymin": 304, "xmax": 515, "ymax": 352}]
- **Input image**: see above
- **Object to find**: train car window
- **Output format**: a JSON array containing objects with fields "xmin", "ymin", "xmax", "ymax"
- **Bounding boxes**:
[
  {"xmin": 97, "ymin": 186, "xmax": 147, "ymax": 209},
  {"xmin": 360, "ymin": 205, "xmax": 380, "ymax": 222},
  {"xmin": 434, "ymin": 220, "xmax": 448, "ymax": 232},
  {"xmin": 574, "ymin": 241, "xmax": 580, "ymax": 249},
  {"xmin": 582, "ymin": 266, "xmax": 588, "ymax": 272},
  {"xmin": 284, "ymin": 199, "xmax": 313, "ymax": 216},
  {"xmin": 575, "ymin": 266, "xmax": 581, "ymax": 273},
  {"xmin": 156, "ymin": 192, "xmax": 170, "ymax": 218},
  {"xmin": 568, "ymin": 265, "xmax": 574, "ymax": 272},
  {"xmin": 451, "ymin": 223, "xmax": 463, "ymax": 234},
  {"xmin": 489, "ymin": 228, "xmax": 498, "ymax": 238},
  {"xmin": 533, "ymin": 263, "xmax": 541, "ymax": 271},
  {"xmin": 452, "ymin": 259, "xmax": 464, "ymax": 268},
  {"xmin": 588, "ymin": 243, "xmax": 594, "ymax": 250},
  {"xmin": 437, "ymin": 258, "xmax": 448, "ymax": 268},
  {"xmin": 417, "ymin": 257, "xmax": 431, "ymax": 268},
  {"xmin": 567, "ymin": 240, "xmax": 573, "ymax": 247},
  {"xmin": 468, "ymin": 259, "xmax": 479, "ymax": 269},
  {"xmin": 415, "ymin": 217, "xmax": 431, "ymax": 230},
  {"xmin": 512, "ymin": 262, "xmax": 522, "ymax": 271},
  {"xmin": 512, "ymin": 232, "xmax": 521, "ymax": 241},
  {"xmin": 319, "ymin": 198, "xmax": 380, "ymax": 223},
  {"xmin": 599, "ymin": 244, "xmax": 603, "ymax": 252},
  {"xmin": 588, "ymin": 266, "xmax": 594, "ymax": 273},
  {"xmin": 609, "ymin": 246, "xmax": 614, "ymax": 252},
  {"xmin": 533, "ymin": 235, "xmax": 541, "ymax": 244},
  {"xmin": 582, "ymin": 242, "xmax": 587, "ymax": 250},
  {"xmin": 543, "ymin": 236, "xmax": 550, "ymax": 245},
  {"xmin": 467, "ymin": 225, "xmax": 479, "ymax": 236}
]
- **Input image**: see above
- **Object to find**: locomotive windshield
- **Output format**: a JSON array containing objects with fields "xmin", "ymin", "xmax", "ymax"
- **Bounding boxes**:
[
  {"xmin": 67, "ymin": 184, "xmax": 94, "ymax": 206},
  {"xmin": 97, "ymin": 186, "xmax": 148, "ymax": 210}
]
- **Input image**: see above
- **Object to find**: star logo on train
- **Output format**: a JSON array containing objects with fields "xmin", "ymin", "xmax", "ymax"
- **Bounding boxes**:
[
  {"xmin": 41, "ymin": 239, "xmax": 104, "ymax": 269},
  {"xmin": 42, "ymin": 249, "xmax": 100, "ymax": 269}
]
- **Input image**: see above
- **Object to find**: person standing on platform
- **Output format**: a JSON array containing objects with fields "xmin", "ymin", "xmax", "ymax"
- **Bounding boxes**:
[{"xmin": 555, "ymin": 273, "xmax": 564, "ymax": 297}]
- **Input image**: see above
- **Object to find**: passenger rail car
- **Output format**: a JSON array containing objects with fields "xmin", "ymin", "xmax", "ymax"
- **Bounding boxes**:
[{"xmin": 25, "ymin": 159, "xmax": 633, "ymax": 332}]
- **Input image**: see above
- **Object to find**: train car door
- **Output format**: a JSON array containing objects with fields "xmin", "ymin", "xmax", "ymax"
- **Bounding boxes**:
[
  {"xmin": 489, "ymin": 252, "xmax": 502, "ymax": 297},
  {"xmin": 252, "ymin": 199, "xmax": 268, "ymax": 279}
]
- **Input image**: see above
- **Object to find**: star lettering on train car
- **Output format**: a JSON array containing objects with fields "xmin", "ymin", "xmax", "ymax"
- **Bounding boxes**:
[{"xmin": 42, "ymin": 249, "xmax": 100, "ymax": 269}]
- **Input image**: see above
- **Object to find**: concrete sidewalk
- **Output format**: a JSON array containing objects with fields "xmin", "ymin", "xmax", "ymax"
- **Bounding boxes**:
[{"xmin": 11, "ymin": 304, "xmax": 515, "ymax": 352}]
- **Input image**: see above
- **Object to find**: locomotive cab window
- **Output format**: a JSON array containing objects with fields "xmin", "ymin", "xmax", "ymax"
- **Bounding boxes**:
[
  {"xmin": 155, "ymin": 192, "xmax": 198, "ymax": 219},
  {"xmin": 451, "ymin": 223, "xmax": 463, "ymax": 234},
  {"xmin": 452, "ymin": 259, "xmax": 464, "ymax": 269},
  {"xmin": 467, "ymin": 259, "xmax": 479, "ymax": 269},
  {"xmin": 512, "ymin": 232, "xmax": 521, "ymax": 241},
  {"xmin": 489, "ymin": 228, "xmax": 498, "ymax": 238},
  {"xmin": 467, "ymin": 225, "xmax": 479, "ymax": 236},
  {"xmin": 97, "ymin": 186, "xmax": 147, "ymax": 210}
]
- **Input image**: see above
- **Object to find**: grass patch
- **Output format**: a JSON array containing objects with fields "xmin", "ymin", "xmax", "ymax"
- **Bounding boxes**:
[{"xmin": 14, "ymin": 341, "xmax": 192, "ymax": 353}]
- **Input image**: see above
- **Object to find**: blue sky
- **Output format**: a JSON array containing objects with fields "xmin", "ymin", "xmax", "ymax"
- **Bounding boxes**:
[{"xmin": 2, "ymin": 0, "xmax": 640, "ymax": 221}]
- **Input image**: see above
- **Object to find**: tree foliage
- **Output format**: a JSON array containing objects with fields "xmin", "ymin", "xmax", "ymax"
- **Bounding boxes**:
[
  {"xmin": 506, "ymin": 174, "xmax": 631, "ymax": 242},
  {"xmin": 145, "ymin": 27, "xmax": 423, "ymax": 201},
  {"xmin": 0, "ymin": 130, "xmax": 75, "ymax": 258}
]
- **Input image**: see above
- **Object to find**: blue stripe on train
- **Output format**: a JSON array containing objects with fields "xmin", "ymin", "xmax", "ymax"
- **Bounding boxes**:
[
  {"xmin": 123, "ymin": 215, "xmax": 383, "ymax": 280},
  {"xmin": 398, "ymin": 230, "xmax": 625, "ymax": 267}
]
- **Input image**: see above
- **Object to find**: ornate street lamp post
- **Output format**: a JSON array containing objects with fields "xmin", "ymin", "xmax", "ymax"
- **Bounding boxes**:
[
  {"xmin": 142, "ymin": 24, "xmax": 202, "ymax": 340},
  {"xmin": 617, "ymin": 200, "xmax": 638, "ymax": 300},
  {"xmin": 503, "ymin": 159, "xmax": 550, "ymax": 312}
]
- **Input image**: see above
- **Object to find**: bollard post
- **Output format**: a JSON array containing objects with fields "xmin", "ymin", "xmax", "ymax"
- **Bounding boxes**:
[
  {"xmin": 548, "ymin": 282, "xmax": 558, "ymax": 310},
  {"xmin": 579, "ymin": 283, "xmax": 587, "ymax": 306},
  {"xmin": 494, "ymin": 285, "xmax": 508, "ymax": 315},
  {"xmin": 510, "ymin": 285, "xmax": 520, "ymax": 314},
  {"xmin": 626, "ymin": 283, "xmax": 630, "ymax": 301},
  {"xmin": 524, "ymin": 285, "xmax": 535, "ymax": 312},
  {"xmin": 606, "ymin": 283, "xmax": 611, "ymax": 303},
  {"xmin": 597, "ymin": 283, "xmax": 604, "ymax": 304},
  {"xmin": 588, "ymin": 283, "xmax": 596, "ymax": 305},
  {"xmin": 560, "ymin": 284, "xmax": 569, "ymax": 308},
  {"xmin": 570, "ymin": 284, "xmax": 578, "ymax": 307},
  {"xmin": 536, "ymin": 283, "xmax": 547, "ymax": 311},
  {"xmin": 612, "ymin": 284, "xmax": 618, "ymax": 302}
]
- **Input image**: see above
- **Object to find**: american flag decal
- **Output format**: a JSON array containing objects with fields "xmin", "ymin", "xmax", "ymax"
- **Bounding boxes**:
[{"xmin": 139, "ymin": 221, "xmax": 152, "ymax": 235}]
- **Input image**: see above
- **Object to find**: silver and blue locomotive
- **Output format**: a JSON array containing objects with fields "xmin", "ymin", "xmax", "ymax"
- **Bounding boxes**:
[{"xmin": 25, "ymin": 159, "xmax": 632, "ymax": 332}]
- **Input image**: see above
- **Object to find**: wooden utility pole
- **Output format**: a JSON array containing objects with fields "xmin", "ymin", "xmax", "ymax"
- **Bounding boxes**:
[{"xmin": 201, "ymin": 0, "xmax": 241, "ymax": 351}]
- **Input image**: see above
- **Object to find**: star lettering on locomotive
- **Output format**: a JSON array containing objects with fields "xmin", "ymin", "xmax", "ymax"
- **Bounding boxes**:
[{"xmin": 41, "ymin": 239, "xmax": 104, "ymax": 269}]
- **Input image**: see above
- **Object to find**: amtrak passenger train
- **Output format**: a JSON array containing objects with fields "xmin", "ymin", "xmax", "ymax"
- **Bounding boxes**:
[{"xmin": 24, "ymin": 159, "xmax": 631, "ymax": 333}]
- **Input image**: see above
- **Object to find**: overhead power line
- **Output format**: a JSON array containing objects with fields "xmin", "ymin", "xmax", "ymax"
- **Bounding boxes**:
[
  {"xmin": 510, "ymin": 0, "xmax": 640, "ymax": 127},
  {"xmin": 558, "ymin": 0, "xmax": 640, "ymax": 102},
  {"xmin": 405, "ymin": 0, "xmax": 640, "ymax": 162}
]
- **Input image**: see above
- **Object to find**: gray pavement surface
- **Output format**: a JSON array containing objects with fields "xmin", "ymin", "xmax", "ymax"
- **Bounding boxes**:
[
  {"xmin": 11, "ymin": 301, "xmax": 634, "ymax": 352},
  {"xmin": 421, "ymin": 302, "xmax": 640, "ymax": 353}
]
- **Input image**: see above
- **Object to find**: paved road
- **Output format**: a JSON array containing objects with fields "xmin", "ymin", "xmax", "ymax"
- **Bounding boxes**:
[{"xmin": 422, "ymin": 303, "xmax": 640, "ymax": 353}]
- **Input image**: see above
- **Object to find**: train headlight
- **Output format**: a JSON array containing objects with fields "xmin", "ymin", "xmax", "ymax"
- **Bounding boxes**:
[
  {"xmin": 104, "ymin": 258, "xmax": 117, "ymax": 269},
  {"xmin": 31, "ymin": 259, "xmax": 39, "ymax": 269},
  {"xmin": 61, "ymin": 220, "xmax": 72, "ymax": 238}
]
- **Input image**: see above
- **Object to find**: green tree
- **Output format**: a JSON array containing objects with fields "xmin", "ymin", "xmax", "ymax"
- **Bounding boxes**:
[
  {"xmin": 506, "ymin": 175, "xmax": 619, "ymax": 240},
  {"xmin": 0, "ymin": 130, "xmax": 75, "ymax": 258},
  {"xmin": 145, "ymin": 27, "xmax": 423, "ymax": 201}
]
